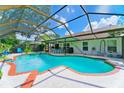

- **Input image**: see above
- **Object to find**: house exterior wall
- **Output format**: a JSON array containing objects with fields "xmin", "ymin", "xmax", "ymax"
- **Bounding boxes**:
[
  {"xmin": 70, "ymin": 41, "xmax": 82, "ymax": 54},
  {"xmin": 69, "ymin": 37, "xmax": 122, "ymax": 56}
]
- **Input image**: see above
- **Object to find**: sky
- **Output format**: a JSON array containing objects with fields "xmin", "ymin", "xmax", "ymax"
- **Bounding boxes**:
[
  {"xmin": 49, "ymin": 5, "xmax": 124, "ymax": 37},
  {"xmin": 16, "ymin": 5, "xmax": 124, "ymax": 40}
]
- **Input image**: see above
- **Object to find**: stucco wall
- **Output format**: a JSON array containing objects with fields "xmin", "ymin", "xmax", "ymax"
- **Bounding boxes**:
[
  {"xmin": 70, "ymin": 41, "xmax": 82, "ymax": 54},
  {"xmin": 69, "ymin": 37, "xmax": 122, "ymax": 55}
]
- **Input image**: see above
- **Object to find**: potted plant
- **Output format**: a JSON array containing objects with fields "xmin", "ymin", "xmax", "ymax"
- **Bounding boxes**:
[
  {"xmin": 92, "ymin": 47, "xmax": 96, "ymax": 51},
  {"xmin": 24, "ymin": 47, "xmax": 32, "ymax": 54}
]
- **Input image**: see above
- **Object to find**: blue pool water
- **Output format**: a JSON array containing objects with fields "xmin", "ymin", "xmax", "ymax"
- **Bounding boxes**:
[{"xmin": 13, "ymin": 53, "xmax": 114, "ymax": 74}]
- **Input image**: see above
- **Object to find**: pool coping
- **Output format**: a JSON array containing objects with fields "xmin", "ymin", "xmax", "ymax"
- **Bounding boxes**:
[{"xmin": 3, "ymin": 53, "xmax": 121, "ymax": 88}]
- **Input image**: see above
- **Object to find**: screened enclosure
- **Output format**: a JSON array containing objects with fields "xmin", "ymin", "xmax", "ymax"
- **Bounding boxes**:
[{"xmin": 0, "ymin": 5, "xmax": 124, "ymax": 56}]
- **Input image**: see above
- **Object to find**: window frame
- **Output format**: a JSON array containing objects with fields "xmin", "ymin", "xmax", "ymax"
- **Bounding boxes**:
[
  {"xmin": 82, "ymin": 41, "xmax": 88, "ymax": 51},
  {"xmin": 107, "ymin": 40, "xmax": 117, "ymax": 53}
]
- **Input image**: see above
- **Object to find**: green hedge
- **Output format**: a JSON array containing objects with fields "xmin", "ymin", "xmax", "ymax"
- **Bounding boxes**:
[
  {"xmin": 0, "ymin": 70, "xmax": 2, "ymax": 79},
  {"xmin": 0, "ymin": 43, "xmax": 12, "ymax": 53}
]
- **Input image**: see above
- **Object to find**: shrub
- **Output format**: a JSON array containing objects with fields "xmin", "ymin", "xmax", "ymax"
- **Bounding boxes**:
[
  {"xmin": 0, "ymin": 70, "xmax": 2, "ymax": 79},
  {"xmin": 24, "ymin": 47, "xmax": 32, "ymax": 53},
  {"xmin": 0, "ymin": 55, "xmax": 8, "ymax": 61}
]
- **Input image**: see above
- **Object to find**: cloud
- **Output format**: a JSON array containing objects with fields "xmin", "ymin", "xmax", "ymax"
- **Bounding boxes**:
[
  {"xmin": 54, "ymin": 14, "xmax": 59, "ymax": 19},
  {"xmin": 71, "ymin": 9, "xmax": 75, "ymax": 13},
  {"xmin": 66, "ymin": 7, "xmax": 70, "ymax": 13},
  {"xmin": 0, "ymin": 16, "xmax": 2, "ymax": 19},
  {"xmin": 36, "ymin": 27, "xmax": 44, "ymax": 32},
  {"xmin": 16, "ymin": 33, "xmax": 36, "ymax": 41},
  {"xmin": 58, "ymin": 16, "xmax": 68, "ymax": 29},
  {"xmin": 83, "ymin": 15, "xmax": 120, "ymax": 31},
  {"xmin": 65, "ymin": 30, "xmax": 74, "ymax": 35},
  {"xmin": 59, "ymin": 16, "xmax": 66, "ymax": 23},
  {"xmin": 95, "ymin": 6, "xmax": 110, "ymax": 13},
  {"xmin": 45, "ymin": 31, "xmax": 55, "ymax": 35},
  {"xmin": 54, "ymin": 15, "xmax": 69, "ymax": 29},
  {"xmin": 66, "ymin": 7, "xmax": 75, "ymax": 13},
  {"xmin": 83, "ymin": 21, "xmax": 98, "ymax": 31},
  {"xmin": 0, "ymin": 13, "xmax": 3, "ymax": 19}
]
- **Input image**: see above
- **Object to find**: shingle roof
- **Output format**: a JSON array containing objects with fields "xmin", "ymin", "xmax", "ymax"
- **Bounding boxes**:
[{"xmin": 66, "ymin": 25, "xmax": 124, "ymax": 40}]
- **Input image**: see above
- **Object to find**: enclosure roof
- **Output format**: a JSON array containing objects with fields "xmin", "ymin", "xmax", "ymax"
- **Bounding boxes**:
[{"xmin": 0, "ymin": 5, "xmax": 124, "ymax": 41}]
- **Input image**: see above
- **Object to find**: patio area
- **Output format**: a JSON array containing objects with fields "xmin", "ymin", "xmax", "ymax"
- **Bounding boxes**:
[{"xmin": 0, "ymin": 53, "xmax": 124, "ymax": 88}]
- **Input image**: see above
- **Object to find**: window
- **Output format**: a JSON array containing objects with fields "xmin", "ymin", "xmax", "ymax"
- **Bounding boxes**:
[
  {"xmin": 55, "ymin": 44, "xmax": 59, "ymax": 49},
  {"xmin": 82, "ymin": 42, "xmax": 88, "ymax": 51},
  {"xmin": 63, "ymin": 43, "xmax": 70, "ymax": 47},
  {"xmin": 107, "ymin": 40, "xmax": 117, "ymax": 53},
  {"xmin": 66, "ymin": 43, "xmax": 70, "ymax": 47}
]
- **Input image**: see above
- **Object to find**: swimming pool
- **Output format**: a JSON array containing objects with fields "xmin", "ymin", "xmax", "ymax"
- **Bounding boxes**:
[{"xmin": 12, "ymin": 53, "xmax": 115, "ymax": 74}]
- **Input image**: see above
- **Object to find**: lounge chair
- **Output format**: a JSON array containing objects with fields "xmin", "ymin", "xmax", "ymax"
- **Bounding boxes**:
[
  {"xmin": 113, "ymin": 53, "xmax": 122, "ymax": 58},
  {"xmin": 115, "ymin": 54, "xmax": 122, "ymax": 58},
  {"xmin": 16, "ymin": 48, "xmax": 23, "ymax": 53},
  {"xmin": 107, "ymin": 53, "xmax": 113, "ymax": 57}
]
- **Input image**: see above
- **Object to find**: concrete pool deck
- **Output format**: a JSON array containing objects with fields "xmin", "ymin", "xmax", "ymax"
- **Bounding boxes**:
[{"xmin": 0, "ymin": 53, "xmax": 124, "ymax": 88}]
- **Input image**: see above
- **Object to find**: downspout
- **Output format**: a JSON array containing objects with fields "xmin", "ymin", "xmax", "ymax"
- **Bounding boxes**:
[
  {"xmin": 122, "ymin": 36, "xmax": 124, "ymax": 59},
  {"xmin": 100, "ymin": 40, "xmax": 106, "ymax": 54}
]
